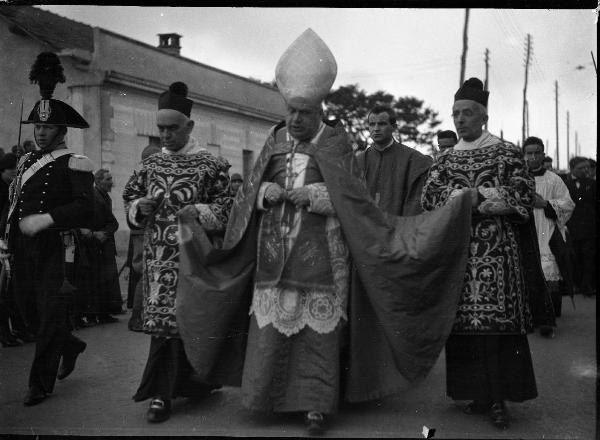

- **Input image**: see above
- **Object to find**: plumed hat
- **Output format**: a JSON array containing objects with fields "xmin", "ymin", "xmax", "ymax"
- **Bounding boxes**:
[
  {"xmin": 22, "ymin": 52, "xmax": 89, "ymax": 128},
  {"xmin": 158, "ymin": 81, "xmax": 193, "ymax": 117},
  {"xmin": 454, "ymin": 77, "xmax": 489, "ymax": 107},
  {"xmin": 275, "ymin": 28, "xmax": 337, "ymax": 108}
]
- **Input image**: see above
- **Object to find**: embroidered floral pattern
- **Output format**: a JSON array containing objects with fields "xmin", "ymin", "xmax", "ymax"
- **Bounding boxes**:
[
  {"xmin": 422, "ymin": 141, "xmax": 534, "ymax": 334},
  {"xmin": 123, "ymin": 151, "xmax": 232, "ymax": 337}
]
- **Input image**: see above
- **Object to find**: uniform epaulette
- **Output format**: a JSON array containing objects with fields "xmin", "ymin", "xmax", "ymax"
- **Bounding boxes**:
[
  {"xmin": 68, "ymin": 154, "xmax": 94, "ymax": 172},
  {"xmin": 17, "ymin": 152, "xmax": 31, "ymax": 169}
]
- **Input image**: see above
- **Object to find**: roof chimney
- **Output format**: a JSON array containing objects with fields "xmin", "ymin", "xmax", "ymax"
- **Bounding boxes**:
[{"xmin": 157, "ymin": 33, "xmax": 182, "ymax": 56}]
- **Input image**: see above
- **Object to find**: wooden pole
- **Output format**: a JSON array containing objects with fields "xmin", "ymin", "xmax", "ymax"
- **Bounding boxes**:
[
  {"xmin": 459, "ymin": 9, "xmax": 470, "ymax": 87},
  {"xmin": 522, "ymin": 34, "xmax": 531, "ymax": 144},
  {"xmin": 484, "ymin": 48, "xmax": 489, "ymax": 130},
  {"xmin": 555, "ymin": 81, "xmax": 560, "ymax": 170},
  {"xmin": 566, "ymin": 110, "xmax": 570, "ymax": 162}
]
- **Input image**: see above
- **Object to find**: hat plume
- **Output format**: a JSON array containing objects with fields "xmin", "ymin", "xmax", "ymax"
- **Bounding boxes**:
[{"xmin": 29, "ymin": 52, "xmax": 66, "ymax": 99}]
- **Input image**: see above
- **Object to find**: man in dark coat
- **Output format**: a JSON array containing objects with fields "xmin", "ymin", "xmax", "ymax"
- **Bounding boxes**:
[
  {"xmin": 2, "ymin": 52, "xmax": 95, "ymax": 406},
  {"xmin": 561, "ymin": 156, "xmax": 596, "ymax": 297},
  {"xmin": 358, "ymin": 105, "xmax": 432, "ymax": 216},
  {"xmin": 79, "ymin": 169, "xmax": 122, "ymax": 323}
]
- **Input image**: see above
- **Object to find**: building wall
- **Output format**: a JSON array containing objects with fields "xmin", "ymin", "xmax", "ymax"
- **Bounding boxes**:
[
  {"xmin": 1, "ymin": 18, "xmax": 286, "ymax": 257},
  {"xmin": 91, "ymin": 28, "xmax": 285, "ymax": 118},
  {"xmin": 0, "ymin": 20, "xmax": 90, "ymax": 151}
]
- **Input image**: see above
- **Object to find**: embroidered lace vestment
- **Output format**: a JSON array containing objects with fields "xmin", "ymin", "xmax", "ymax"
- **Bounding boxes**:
[{"xmin": 422, "ymin": 139, "xmax": 535, "ymax": 334}]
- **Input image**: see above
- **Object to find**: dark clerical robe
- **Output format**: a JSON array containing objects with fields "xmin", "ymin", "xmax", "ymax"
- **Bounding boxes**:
[
  {"xmin": 358, "ymin": 141, "xmax": 432, "ymax": 216},
  {"xmin": 79, "ymin": 185, "xmax": 122, "ymax": 316},
  {"xmin": 175, "ymin": 120, "xmax": 475, "ymax": 410}
]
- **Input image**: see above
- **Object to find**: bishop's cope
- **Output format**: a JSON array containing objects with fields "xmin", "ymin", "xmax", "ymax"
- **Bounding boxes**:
[
  {"xmin": 0, "ymin": 52, "xmax": 95, "ymax": 407},
  {"xmin": 175, "ymin": 29, "xmax": 474, "ymax": 435}
]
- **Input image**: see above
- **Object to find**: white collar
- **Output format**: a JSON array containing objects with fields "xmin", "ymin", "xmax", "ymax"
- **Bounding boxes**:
[
  {"xmin": 161, "ymin": 137, "xmax": 205, "ymax": 155},
  {"xmin": 370, "ymin": 139, "xmax": 394, "ymax": 152},
  {"xmin": 454, "ymin": 130, "xmax": 501, "ymax": 151}
]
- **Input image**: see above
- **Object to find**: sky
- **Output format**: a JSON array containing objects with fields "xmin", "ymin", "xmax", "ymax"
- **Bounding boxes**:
[{"xmin": 41, "ymin": 6, "xmax": 597, "ymax": 166}]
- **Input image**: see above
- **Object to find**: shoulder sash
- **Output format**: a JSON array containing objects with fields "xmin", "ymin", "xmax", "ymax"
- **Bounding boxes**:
[{"xmin": 7, "ymin": 149, "xmax": 72, "ymax": 221}]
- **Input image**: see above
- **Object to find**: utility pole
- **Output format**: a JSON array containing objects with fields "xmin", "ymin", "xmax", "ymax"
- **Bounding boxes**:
[
  {"xmin": 555, "ymin": 81, "xmax": 560, "ymax": 170},
  {"xmin": 459, "ymin": 8, "xmax": 470, "ymax": 87},
  {"xmin": 575, "ymin": 131, "xmax": 578, "ymax": 156},
  {"xmin": 566, "ymin": 110, "xmax": 570, "ymax": 162},
  {"xmin": 525, "ymin": 101, "xmax": 529, "ymax": 138},
  {"xmin": 522, "ymin": 34, "xmax": 531, "ymax": 144},
  {"xmin": 484, "ymin": 48, "xmax": 489, "ymax": 130}
]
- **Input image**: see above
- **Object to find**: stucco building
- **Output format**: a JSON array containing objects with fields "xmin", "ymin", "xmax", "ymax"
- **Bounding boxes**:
[{"xmin": 0, "ymin": 5, "xmax": 286, "ymax": 251}]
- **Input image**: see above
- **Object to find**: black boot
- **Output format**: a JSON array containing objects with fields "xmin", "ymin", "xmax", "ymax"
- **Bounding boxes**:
[
  {"xmin": 57, "ymin": 339, "xmax": 87, "ymax": 380},
  {"xmin": 23, "ymin": 385, "xmax": 47, "ymax": 406},
  {"xmin": 490, "ymin": 401, "xmax": 508, "ymax": 429},
  {"xmin": 1, "ymin": 333, "xmax": 23, "ymax": 347}
]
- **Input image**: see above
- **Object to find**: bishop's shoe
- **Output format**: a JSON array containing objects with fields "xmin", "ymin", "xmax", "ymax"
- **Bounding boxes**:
[
  {"xmin": 57, "ymin": 339, "xmax": 87, "ymax": 380},
  {"xmin": 305, "ymin": 411, "xmax": 326, "ymax": 436},
  {"xmin": 146, "ymin": 397, "xmax": 171, "ymax": 423}
]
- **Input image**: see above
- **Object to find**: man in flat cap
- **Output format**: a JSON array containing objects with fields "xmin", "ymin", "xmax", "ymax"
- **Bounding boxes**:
[
  {"xmin": 421, "ymin": 78, "xmax": 554, "ymax": 429},
  {"xmin": 123, "ymin": 81, "xmax": 232, "ymax": 423},
  {"xmin": 177, "ymin": 30, "xmax": 473, "ymax": 435},
  {"xmin": 0, "ymin": 52, "xmax": 95, "ymax": 406}
]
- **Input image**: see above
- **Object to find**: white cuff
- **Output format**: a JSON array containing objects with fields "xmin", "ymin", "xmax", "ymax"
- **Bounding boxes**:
[
  {"xmin": 306, "ymin": 182, "xmax": 335, "ymax": 216},
  {"xmin": 128, "ymin": 198, "xmax": 145, "ymax": 228},
  {"xmin": 257, "ymin": 182, "xmax": 273, "ymax": 211},
  {"xmin": 195, "ymin": 203, "xmax": 223, "ymax": 232}
]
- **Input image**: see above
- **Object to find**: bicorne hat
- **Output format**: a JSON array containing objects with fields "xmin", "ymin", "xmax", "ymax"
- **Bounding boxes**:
[{"xmin": 22, "ymin": 52, "xmax": 89, "ymax": 128}]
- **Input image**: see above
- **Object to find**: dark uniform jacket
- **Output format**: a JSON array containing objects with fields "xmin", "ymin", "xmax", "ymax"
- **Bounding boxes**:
[{"xmin": 5, "ymin": 147, "xmax": 94, "ymax": 246}]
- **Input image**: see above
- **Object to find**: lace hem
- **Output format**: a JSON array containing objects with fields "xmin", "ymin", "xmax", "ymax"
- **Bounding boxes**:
[{"xmin": 250, "ymin": 286, "xmax": 347, "ymax": 336}]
